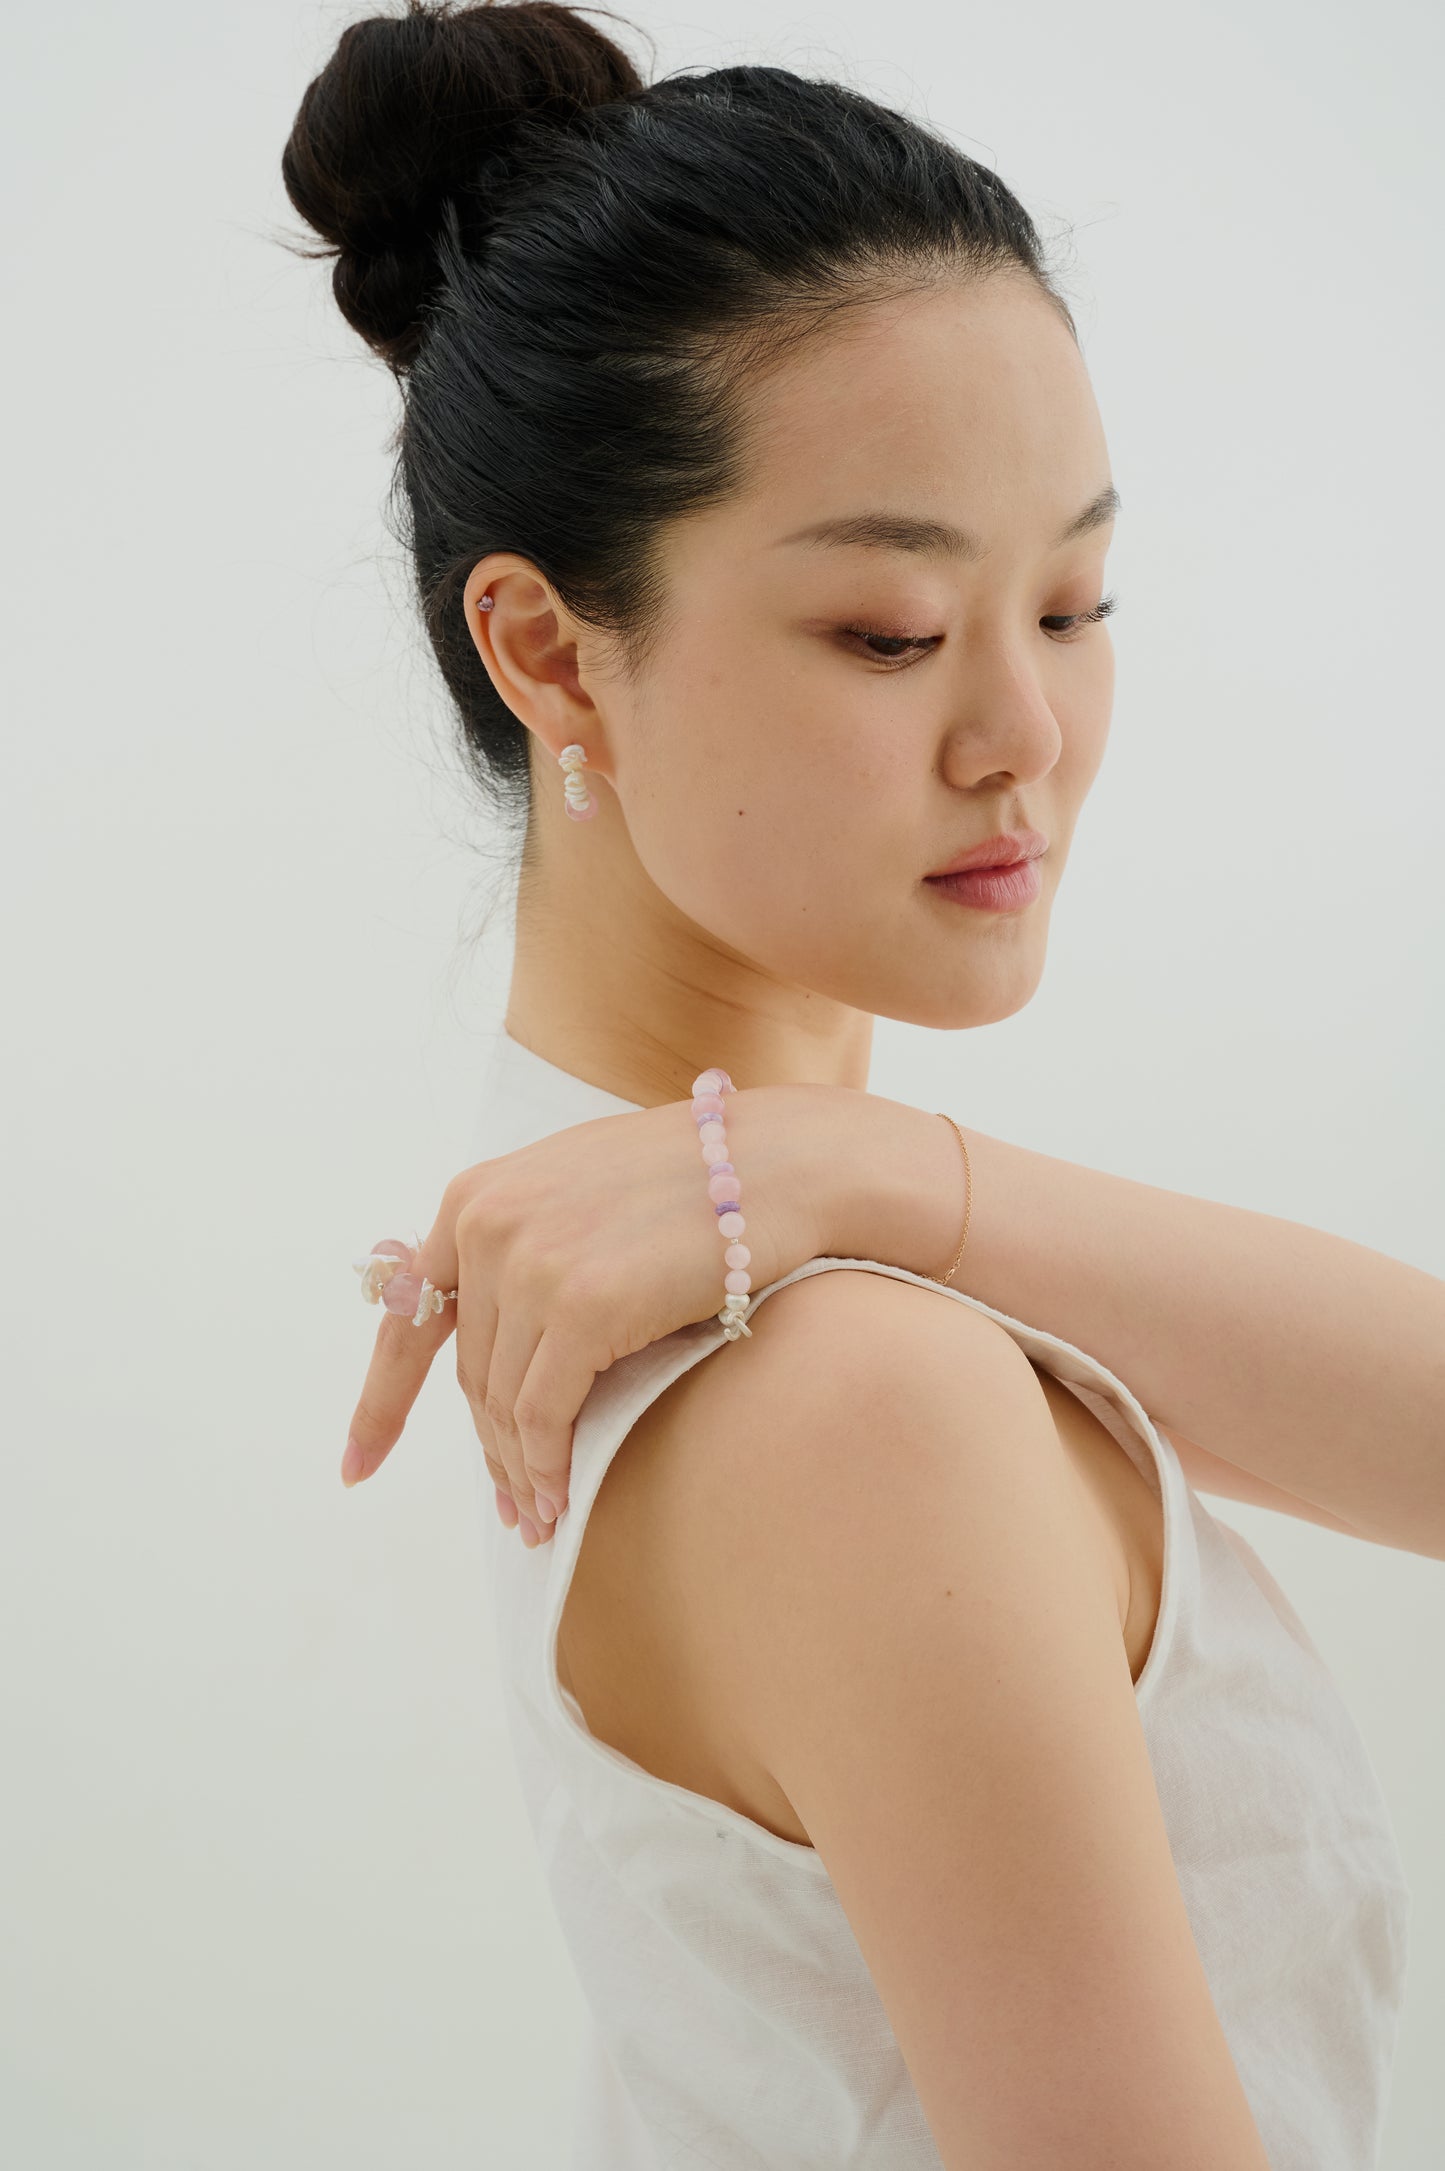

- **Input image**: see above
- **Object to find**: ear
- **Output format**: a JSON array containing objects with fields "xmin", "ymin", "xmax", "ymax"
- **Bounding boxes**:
[{"xmin": 462, "ymin": 555, "xmax": 611, "ymax": 777}]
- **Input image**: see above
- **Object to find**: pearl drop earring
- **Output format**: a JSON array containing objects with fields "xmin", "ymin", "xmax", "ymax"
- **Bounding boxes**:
[{"xmin": 558, "ymin": 742, "xmax": 596, "ymax": 822}]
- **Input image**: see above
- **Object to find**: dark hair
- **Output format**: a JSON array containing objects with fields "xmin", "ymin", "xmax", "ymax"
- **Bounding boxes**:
[{"xmin": 281, "ymin": 0, "xmax": 1076, "ymax": 832}]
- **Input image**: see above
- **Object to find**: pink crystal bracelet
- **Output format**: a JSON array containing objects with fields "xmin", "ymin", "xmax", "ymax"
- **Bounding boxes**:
[{"xmin": 692, "ymin": 1066, "xmax": 754, "ymax": 1341}]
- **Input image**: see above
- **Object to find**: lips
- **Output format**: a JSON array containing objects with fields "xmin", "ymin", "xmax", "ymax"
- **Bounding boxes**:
[{"xmin": 925, "ymin": 827, "xmax": 1048, "ymax": 878}]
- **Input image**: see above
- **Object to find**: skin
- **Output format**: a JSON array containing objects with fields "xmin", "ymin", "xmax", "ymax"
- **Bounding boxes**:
[
  {"xmin": 447, "ymin": 276, "xmax": 1290, "ymax": 2163},
  {"xmin": 462, "ymin": 269, "xmax": 1118, "ymax": 1107},
  {"xmin": 347, "ymin": 258, "xmax": 1442, "ymax": 1598}
]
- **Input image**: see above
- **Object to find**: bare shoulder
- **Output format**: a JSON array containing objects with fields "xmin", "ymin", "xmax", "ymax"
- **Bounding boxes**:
[
  {"xmin": 561, "ymin": 1265, "xmax": 1081, "ymax": 1834},
  {"xmin": 566, "ymin": 1264, "xmax": 1271, "ymax": 2164},
  {"xmin": 684, "ymin": 1261, "xmax": 1051, "ymax": 1462},
  {"xmin": 651, "ymin": 1262, "xmax": 1072, "ymax": 1537},
  {"xmin": 607, "ymin": 1264, "xmax": 1055, "ymax": 1562},
  {"xmin": 558, "ymin": 1265, "xmax": 1048, "ymax": 1807}
]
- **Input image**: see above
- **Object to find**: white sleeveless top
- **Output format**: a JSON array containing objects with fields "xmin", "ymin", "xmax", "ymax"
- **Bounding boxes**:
[{"xmin": 472, "ymin": 1026, "xmax": 1411, "ymax": 2170}]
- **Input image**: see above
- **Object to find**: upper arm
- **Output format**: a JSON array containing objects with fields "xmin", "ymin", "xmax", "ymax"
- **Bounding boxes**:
[{"xmin": 674, "ymin": 1269, "xmax": 1272, "ymax": 2171}]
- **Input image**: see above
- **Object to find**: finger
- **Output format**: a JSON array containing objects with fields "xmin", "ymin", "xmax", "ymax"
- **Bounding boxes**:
[
  {"xmin": 450, "ymin": 1229, "xmax": 527, "ymax": 1533},
  {"xmin": 452, "ymin": 1220, "xmax": 559, "ymax": 1546},
  {"xmin": 471, "ymin": 1417, "xmax": 527, "ymax": 1535},
  {"xmin": 481, "ymin": 1303, "xmax": 555, "ymax": 1544},
  {"xmin": 344, "ymin": 1222, "xmax": 459, "ymax": 1486},
  {"xmin": 452, "ymin": 1262, "xmax": 508, "ymax": 1499},
  {"xmin": 510, "ymin": 1322, "xmax": 608, "ymax": 1528}
]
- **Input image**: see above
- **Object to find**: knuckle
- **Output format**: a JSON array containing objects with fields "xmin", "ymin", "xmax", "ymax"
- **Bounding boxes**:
[
  {"xmin": 483, "ymin": 1388, "xmax": 516, "ymax": 1438},
  {"xmin": 511, "ymin": 1394, "xmax": 549, "ymax": 1441},
  {"xmin": 441, "ymin": 1166, "xmax": 477, "ymax": 1214},
  {"xmin": 456, "ymin": 1161, "xmax": 506, "ymax": 1230},
  {"xmin": 451, "ymin": 1187, "xmax": 484, "ymax": 1241}
]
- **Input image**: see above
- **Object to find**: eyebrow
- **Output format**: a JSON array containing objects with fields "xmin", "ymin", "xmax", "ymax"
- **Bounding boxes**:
[{"xmin": 774, "ymin": 485, "xmax": 1121, "ymax": 563}]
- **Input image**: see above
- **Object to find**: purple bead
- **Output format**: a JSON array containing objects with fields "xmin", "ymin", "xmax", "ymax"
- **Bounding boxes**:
[
  {"xmin": 693, "ymin": 1108, "xmax": 725, "ymax": 1129},
  {"xmin": 713, "ymin": 1200, "xmax": 740, "ymax": 1216},
  {"xmin": 708, "ymin": 1161, "xmax": 735, "ymax": 1177}
]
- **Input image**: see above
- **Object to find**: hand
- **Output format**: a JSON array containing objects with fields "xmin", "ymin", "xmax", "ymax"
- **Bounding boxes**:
[{"xmin": 343, "ymin": 1082, "xmax": 852, "ymax": 1543}]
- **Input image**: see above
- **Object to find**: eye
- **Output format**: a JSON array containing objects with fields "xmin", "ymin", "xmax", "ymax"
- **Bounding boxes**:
[
  {"xmin": 1041, "ymin": 590, "xmax": 1121, "ymax": 642},
  {"xmin": 837, "ymin": 627, "xmax": 942, "ymax": 666},
  {"xmin": 838, "ymin": 590, "xmax": 1121, "ymax": 669}
]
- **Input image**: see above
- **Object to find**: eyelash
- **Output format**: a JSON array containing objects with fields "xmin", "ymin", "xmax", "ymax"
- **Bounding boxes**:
[{"xmin": 840, "ymin": 590, "xmax": 1121, "ymax": 667}]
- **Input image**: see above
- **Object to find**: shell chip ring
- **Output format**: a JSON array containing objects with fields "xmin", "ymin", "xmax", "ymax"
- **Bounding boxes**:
[{"xmin": 352, "ymin": 1236, "xmax": 459, "ymax": 1328}]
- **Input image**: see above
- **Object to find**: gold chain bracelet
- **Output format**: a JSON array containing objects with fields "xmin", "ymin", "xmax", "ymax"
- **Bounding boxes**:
[{"xmin": 929, "ymin": 1113, "xmax": 973, "ymax": 1287}]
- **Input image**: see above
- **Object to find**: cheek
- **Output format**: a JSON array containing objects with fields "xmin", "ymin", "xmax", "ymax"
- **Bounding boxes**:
[
  {"xmin": 623, "ymin": 642, "xmax": 895, "ymax": 917},
  {"xmin": 1057, "ymin": 643, "xmax": 1114, "ymax": 793}
]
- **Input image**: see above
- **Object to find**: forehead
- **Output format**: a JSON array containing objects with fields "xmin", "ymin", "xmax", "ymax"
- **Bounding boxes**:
[{"xmin": 725, "ymin": 274, "xmax": 1107, "ymax": 548}]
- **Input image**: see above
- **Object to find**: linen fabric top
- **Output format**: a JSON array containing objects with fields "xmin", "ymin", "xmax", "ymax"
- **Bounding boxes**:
[{"xmin": 472, "ymin": 1024, "xmax": 1411, "ymax": 2170}]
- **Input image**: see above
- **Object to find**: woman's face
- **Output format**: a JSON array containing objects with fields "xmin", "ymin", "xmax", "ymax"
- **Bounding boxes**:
[{"xmin": 596, "ymin": 272, "xmax": 1117, "ymax": 1033}]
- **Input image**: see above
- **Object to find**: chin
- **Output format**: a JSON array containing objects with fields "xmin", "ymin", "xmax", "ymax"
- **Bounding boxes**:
[
  {"xmin": 885, "ymin": 979, "xmax": 1044, "ymax": 1033},
  {"xmin": 904, "ymin": 943, "xmax": 1049, "ymax": 1031}
]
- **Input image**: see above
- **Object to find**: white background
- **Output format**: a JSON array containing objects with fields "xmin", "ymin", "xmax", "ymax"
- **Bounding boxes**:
[{"xmin": 4, "ymin": 0, "xmax": 1441, "ymax": 2162}]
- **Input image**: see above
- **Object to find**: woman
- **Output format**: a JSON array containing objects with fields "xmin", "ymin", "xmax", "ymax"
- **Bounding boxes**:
[{"xmin": 285, "ymin": 5, "xmax": 1433, "ymax": 2162}]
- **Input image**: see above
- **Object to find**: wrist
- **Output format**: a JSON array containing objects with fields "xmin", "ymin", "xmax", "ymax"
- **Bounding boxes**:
[{"xmin": 812, "ymin": 1087, "xmax": 979, "ymax": 1282}]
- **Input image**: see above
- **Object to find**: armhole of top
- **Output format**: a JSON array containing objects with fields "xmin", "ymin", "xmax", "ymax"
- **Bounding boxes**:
[{"xmin": 533, "ymin": 1253, "xmax": 1192, "ymax": 1857}]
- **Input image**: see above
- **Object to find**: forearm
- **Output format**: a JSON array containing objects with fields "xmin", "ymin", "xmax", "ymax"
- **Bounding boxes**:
[{"xmin": 826, "ymin": 1091, "xmax": 1445, "ymax": 1559}]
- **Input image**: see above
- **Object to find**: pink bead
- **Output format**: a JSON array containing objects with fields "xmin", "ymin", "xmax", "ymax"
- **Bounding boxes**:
[
  {"xmin": 724, "ymin": 1269, "xmax": 751, "ymax": 1295},
  {"xmin": 564, "ymin": 797, "xmax": 597, "ymax": 821},
  {"xmin": 701, "ymin": 1142, "xmax": 730, "ymax": 1165},
  {"xmin": 698, "ymin": 1119, "xmax": 726, "ymax": 1144},
  {"xmin": 724, "ymin": 1243, "xmax": 750, "ymax": 1268},
  {"xmin": 372, "ymin": 1238, "xmax": 414, "ymax": 1263},
  {"xmin": 692, "ymin": 1092, "xmax": 725, "ymax": 1116},
  {"xmin": 381, "ymin": 1271, "xmax": 423, "ymax": 1315},
  {"xmin": 707, "ymin": 1172, "xmax": 740, "ymax": 1204},
  {"xmin": 692, "ymin": 1069, "xmax": 729, "ymax": 1097},
  {"xmin": 717, "ymin": 1211, "xmax": 745, "ymax": 1238}
]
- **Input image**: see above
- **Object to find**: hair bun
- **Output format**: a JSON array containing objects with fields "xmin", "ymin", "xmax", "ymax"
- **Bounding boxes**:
[{"xmin": 281, "ymin": 0, "xmax": 643, "ymax": 369}]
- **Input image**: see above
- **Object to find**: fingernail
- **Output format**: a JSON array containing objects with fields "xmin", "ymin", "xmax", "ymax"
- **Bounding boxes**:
[
  {"xmin": 533, "ymin": 1492, "xmax": 558, "ymax": 1525},
  {"xmin": 518, "ymin": 1515, "xmax": 539, "ymax": 1548},
  {"xmin": 341, "ymin": 1438, "xmax": 365, "ymax": 1487},
  {"xmin": 495, "ymin": 1486, "xmax": 519, "ymax": 1530}
]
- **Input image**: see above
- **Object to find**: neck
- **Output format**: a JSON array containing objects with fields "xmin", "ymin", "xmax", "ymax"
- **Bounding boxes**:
[{"xmin": 503, "ymin": 797, "xmax": 875, "ymax": 1108}]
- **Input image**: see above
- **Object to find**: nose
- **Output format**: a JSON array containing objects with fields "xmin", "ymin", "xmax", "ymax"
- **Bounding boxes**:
[{"xmin": 939, "ymin": 643, "xmax": 1064, "ymax": 789}]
